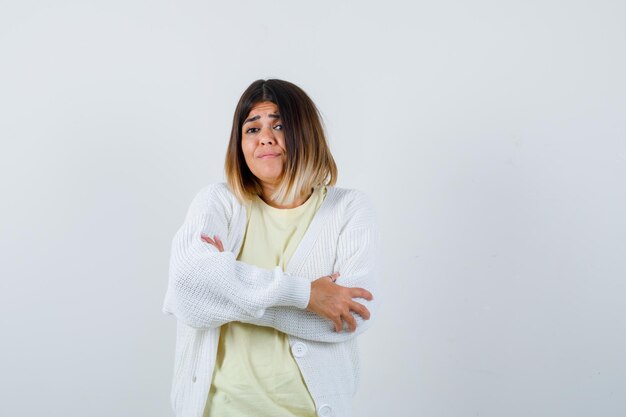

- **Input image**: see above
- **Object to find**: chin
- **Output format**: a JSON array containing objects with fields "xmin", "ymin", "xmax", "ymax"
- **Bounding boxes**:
[{"xmin": 255, "ymin": 167, "xmax": 283, "ymax": 182}]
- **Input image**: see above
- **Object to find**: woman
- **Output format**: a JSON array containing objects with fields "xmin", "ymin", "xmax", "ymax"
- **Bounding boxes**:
[{"xmin": 163, "ymin": 79, "xmax": 380, "ymax": 417}]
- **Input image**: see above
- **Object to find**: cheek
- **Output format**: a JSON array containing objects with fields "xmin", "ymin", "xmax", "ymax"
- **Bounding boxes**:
[
  {"xmin": 241, "ymin": 142, "xmax": 254, "ymax": 161},
  {"xmin": 277, "ymin": 133, "xmax": 287, "ymax": 149}
]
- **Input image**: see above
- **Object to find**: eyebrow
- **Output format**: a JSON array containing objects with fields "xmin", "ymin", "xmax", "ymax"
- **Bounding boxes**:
[{"xmin": 243, "ymin": 113, "xmax": 280, "ymax": 125}]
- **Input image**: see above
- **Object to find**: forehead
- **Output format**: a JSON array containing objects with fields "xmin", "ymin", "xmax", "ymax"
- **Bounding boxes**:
[{"xmin": 246, "ymin": 101, "xmax": 279, "ymax": 118}]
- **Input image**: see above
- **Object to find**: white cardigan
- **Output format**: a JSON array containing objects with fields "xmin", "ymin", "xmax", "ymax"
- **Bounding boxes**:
[{"xmin": 162, "ymin": 183, "xmax": 380, "ymax": 417}]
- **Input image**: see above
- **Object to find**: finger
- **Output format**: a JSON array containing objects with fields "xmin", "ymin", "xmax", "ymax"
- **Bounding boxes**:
[
  {"xmin": 343, "ymin": 312, "xmax": 357, "ymax": 332},
  {"xmin": 349, "ymin": 301, "xmax": 371, "ymax": 320},
  {"xmin": 333, "ymin": 317, "xmax": 342, "ymax": 332},
  {"xmin": 321, "ymin": 272, "xmax": 340, "ymax": 283},
  {"xmin": 214, "ymin": 235, "xmax": 224, "ymax": 252},
  {"xmin": 201, "ymin": 235, "xmax": 223, "ymax": 252},
  {"xmin": 349, "ymin": 287, "xmax": 373, "ymax": 301}
]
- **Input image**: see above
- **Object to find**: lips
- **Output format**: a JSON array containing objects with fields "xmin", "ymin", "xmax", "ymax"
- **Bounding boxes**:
[{"xmin": 258, "ymin": 152, "xmax": 281, "ymax": 159}]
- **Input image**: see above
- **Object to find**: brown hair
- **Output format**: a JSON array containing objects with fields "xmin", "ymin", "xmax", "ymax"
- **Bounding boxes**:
[{"xmin": 225, "ymin": 79, "xmax": 337, "ymax": 205}]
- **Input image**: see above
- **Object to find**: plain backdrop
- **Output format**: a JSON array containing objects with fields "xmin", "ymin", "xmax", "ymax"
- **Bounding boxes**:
[{"xmin": 1, "ymin": 1, "xmax": 625, "ymax": 416}]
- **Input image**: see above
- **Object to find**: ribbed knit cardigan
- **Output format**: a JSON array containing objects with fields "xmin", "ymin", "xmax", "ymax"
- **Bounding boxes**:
[{"xmin": 162, "ymin": 183, "xmax": 380, "ymax": 417}]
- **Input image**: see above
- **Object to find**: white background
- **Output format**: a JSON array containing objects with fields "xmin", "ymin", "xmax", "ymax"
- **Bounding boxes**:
[{"xmin": 1, "ymin": 1, "xmax": 625, "ymax": 416}]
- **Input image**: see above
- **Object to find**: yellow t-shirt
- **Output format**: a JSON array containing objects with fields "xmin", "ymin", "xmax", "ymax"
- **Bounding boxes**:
[{"xmin": 204, "ymin": 186, "xmax": 326, "ymax": 417}]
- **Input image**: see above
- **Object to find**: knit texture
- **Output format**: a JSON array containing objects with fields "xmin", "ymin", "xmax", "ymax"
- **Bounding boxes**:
[{"xmin": 163, "ymin": 183, "xmax": 380, "ymax": 417}]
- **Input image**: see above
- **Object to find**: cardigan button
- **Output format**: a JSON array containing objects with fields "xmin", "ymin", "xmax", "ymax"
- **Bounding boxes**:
[
  {"xmin": 291, "ymin": 342, "xmax": 308, "ymax": 358},
  {"xmin": 192, "ymin": 376, "xmax": 197, "ymax": 383},
  {"xmin": 317, "ymin": 404, "xmax": 333, "ymax": 417}
]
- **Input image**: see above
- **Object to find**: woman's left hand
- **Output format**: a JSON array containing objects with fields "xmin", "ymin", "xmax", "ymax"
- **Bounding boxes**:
[{"xmin": 201, "ymin": 234, "xmax": 224, "ymax": 252}]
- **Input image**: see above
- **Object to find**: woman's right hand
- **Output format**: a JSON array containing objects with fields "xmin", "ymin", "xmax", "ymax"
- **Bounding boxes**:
[
  {"xmin": 201, "ymin": 234, "xmax": 224, "ymax": 252},
  {"xmin": 307, "ymin": 272, "xmax": 373, "ymax": 332}
]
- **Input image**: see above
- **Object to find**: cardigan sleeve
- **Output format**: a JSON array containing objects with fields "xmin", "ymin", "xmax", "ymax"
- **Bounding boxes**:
[
  {"xmin": 162, "ymin": 185, "xmax": 312, "ymax": 329},
  {"xmin": 242, "ymin": 191, "xmax": 381, "ymax": 343}
]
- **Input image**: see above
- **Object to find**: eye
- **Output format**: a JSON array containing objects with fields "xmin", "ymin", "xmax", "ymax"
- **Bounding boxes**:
[
  {"xmin": 245, "ymin": 127, "xmax": 260, "ymax": 134},
  {"xmin": 273, "ymin": 124, "xmax": 283, "ymax": 131}
]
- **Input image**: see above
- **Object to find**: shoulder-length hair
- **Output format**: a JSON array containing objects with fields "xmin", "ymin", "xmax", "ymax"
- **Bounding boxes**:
[{"xmin": 225, "ymin": 79, "xmax": 337, "ymax": 205}]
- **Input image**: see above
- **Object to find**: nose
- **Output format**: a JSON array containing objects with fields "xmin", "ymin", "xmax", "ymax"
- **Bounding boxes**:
[{"xmin": 259, "ymin": 127, "xmax": 275, "ymax": 145}]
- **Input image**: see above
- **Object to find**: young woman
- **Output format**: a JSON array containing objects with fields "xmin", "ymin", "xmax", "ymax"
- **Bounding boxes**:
[{"xmin": 163, "ymin": 79, "xmax": 380, "ymax": 417}]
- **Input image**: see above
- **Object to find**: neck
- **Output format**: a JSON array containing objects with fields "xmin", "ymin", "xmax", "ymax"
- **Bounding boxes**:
[{"xmin": 260, "ymin": 185, "xmax": 314, "ymax": 209}]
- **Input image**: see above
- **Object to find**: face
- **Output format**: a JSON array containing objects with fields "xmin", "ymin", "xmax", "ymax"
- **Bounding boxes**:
[{"xmin": 241, "ymin": 101, "xmax": 287, "ymax": 192}]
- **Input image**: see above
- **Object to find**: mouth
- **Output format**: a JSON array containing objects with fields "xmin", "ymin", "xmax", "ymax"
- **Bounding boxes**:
[{"xmin": 258, "ymin": 153, "xmax": 281, "ymax": 159}]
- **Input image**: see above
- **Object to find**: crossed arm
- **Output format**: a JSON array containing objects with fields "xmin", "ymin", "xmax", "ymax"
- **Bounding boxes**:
[
  {"xmin": 202, "ymin": 233, "xmax": 375, "ymax": 336},
  {"xmin": 165, "ymin": 187, "xmax": 379, "ymax": 343}
]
